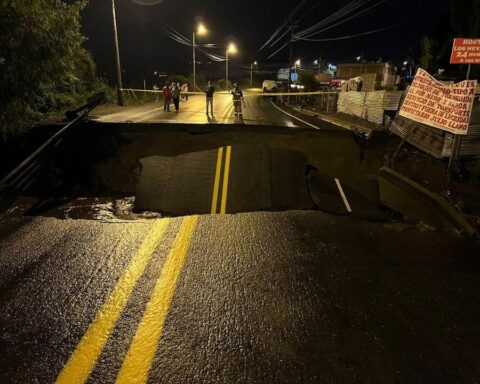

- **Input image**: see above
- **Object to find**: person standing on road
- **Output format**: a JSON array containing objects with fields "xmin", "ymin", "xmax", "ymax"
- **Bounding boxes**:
[
  {"xmin": 172, "ymin": 83, "xmax": 181, "ymax": 113},
  {"xmin": 231, "ymin": 83, "xmax": 245, "ymax": 117},
  {"xmin": 181, "ymin": 83, "xmax": 189, "ymax": 101},
  {"xmin": 162, "ymin": 82, "xmax": 172, "ymax": 112},
  {"xmin": 204, "ymin": 81, "xmax": 215, "ymax": 116},
  {"xmin": 153, "ymin": 84, "xmax": 160, "ymax": 102}
]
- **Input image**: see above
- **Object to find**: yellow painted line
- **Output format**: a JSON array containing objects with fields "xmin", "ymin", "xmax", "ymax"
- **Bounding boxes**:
[
  {"xmin": 211, "ymin": 147, "xmax": 224, "ymax": 214},
  {"xmin": 116, "ymin": 216, "xmax": 199, "ymax": 384},
  {"xmin": 220, "ymin": 146, "xmax": 232, "ymax": 215},
  {"xmin": 55, "ymin": 219, "xmax": 170, "ymax": 384}
]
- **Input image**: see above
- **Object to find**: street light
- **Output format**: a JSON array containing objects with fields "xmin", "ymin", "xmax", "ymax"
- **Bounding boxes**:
[
  {"xmin": 250, "ymin": 60, "xmax": 258, "ymax": 86},
  {"xmin": 193, "ymin": 23, "xmax": 208, "ymax": 91},
  {"xmin": 111, "ymin": 0, "xmax": 124, "ymax": 106},
  {"xmin": 226, "ymin": 43, "xmax": 237, "ymax": 91}
]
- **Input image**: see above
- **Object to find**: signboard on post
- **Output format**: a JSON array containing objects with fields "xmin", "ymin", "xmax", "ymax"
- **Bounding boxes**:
[
  {"xmin": 450, "ymin": 38, "xmax": 480, "ymax": 64},
  {"xmin": 290, "ymin": 72, "xmax": 298, "ymax": 82},
  {"xmin": 399, "ymin": 68, "xmax": 477, "ymax": 135}
]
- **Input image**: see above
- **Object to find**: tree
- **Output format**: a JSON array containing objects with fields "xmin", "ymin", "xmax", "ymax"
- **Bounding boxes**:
[
  {"xmin": 450, "ymin": 0, "xmax": 480, "ymax": 37},
  {"xmin": 449, "ymin": 0, "xmax": 480, "ymax": 78},
  {"xmin": 0, "ymin": 0, "xmax": 98, "ymax": 135},
  {"xmin": 214, "ymin": 79, "xmax": 232, "ymax": 91},
  {"xmin": 420, "ymin": 36, "xmax": 439, "ymax": 71}
]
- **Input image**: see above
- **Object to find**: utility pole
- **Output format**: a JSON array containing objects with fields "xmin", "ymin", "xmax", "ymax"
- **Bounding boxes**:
[
  {"xmin": 112, "ymin": 0, "xmax": 124, "ymax": 106},
  {"xmin": 250, "ymin": 60, "xmax": 257, "ymax": 86},
  {"xmin": 287, "ymin": 22, "xmax": 298, "ymax": 102},
  {"xmin": 250, "ymin": 59, "xmax": 253, "ymax": 86},
  {"xmin": 193, "ymin": 32, "xmax": 196, "ymax": 91},
  {"xmin": 288, "ymin": 25, "xmax": 294, "ymax": 94},
  {"xmin": 192, "ymin": 24, "xmax": 207, "ymax": 92},
  {"xmin": 226, "ymin": 50, "xmax": 229, "ymax": 91}
]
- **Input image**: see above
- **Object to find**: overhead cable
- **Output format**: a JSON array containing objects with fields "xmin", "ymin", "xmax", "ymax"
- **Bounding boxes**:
[
  {"xmin": 258, "ymin": 0, "xmax": 308, "ymax": 52},
  {"xmin": 295, "ymin": 0, "xmax": 387, "ymax": 40},
  {"xmin": 297, "ymin": 20, "xmax": 414, "ymax": 41},
  {"xmin": 295, "ymin": 0, "xmax": 369, "ymax": 38}
]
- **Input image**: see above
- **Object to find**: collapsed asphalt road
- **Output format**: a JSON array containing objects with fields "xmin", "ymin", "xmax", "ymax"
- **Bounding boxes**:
[{"xmin": 1, "ymin": 120, "xmax": 480, "ymax": 383}]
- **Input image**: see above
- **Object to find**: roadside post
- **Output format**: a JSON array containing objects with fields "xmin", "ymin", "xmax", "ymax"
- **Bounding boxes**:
[{"xmin": 447, "ymin": 38, "xmax": 480, "ymax": 177}]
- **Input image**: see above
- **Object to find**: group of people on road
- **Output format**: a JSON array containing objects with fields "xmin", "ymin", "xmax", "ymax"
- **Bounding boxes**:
[
  {"xmin": 157, "ymin": 80, "xmax": 245, "ymax": 118},
  {"xmin": 204, "ymin": 81, "xmax": 245, "ymax": 118},
  {"xmin": 161, "ymin": 82, "xmax": 189, "ymax": 112}
]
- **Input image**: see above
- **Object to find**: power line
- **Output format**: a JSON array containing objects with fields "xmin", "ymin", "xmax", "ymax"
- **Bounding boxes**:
[
  {"xmin": 295, "ymin": 0, "xmax": 370, "ymax": 38},
  {"xmin": 257, "ymin": 0, "xmax": 308, "ymax": 52},
  {"xmin": 264, "ymin": 0, "xmax": 373, "ymax": 59},
  {"xmin": 268, "ymin": 25, "xmax": 294, "ymax": 49},
  {"xmin": 297, "ymin": 0, "xmax": 325, "ymax": 21},
  {"xmin": 198, "ymin": 47, "xmax": 226, "ymax": 62},
  {"xmin": 163, "ymin": 26, "xmax": 222, "ymax": 63},
  {"xmin": 296, "ymin": 19, "xmax": 418, "ymax": 42},
  {"xmin": 295, "ymin": 0, "xmax": 387, "ymax": 40}
]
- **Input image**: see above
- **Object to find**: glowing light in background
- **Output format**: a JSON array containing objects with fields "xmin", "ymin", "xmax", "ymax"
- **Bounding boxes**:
[{"xmin": 131, "ymin": 0, "xmax": 164, "ymax": 5}]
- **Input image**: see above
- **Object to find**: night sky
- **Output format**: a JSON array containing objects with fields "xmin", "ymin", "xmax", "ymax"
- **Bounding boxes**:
[{"xmin": 80, "ymin": 0, "xmax": 450, "ymax": 86}]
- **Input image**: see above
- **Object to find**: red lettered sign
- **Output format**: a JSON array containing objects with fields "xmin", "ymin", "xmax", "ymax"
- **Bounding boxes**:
[
  {"xmin": 399, "ymin": 69, "xmax": 477, "ymax": 135},
  {"xmin": 450, "ymin": 38, "xmax": 480, "ymax": 64}
]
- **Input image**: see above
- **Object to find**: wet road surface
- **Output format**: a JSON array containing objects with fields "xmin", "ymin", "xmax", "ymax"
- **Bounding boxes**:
[
  {"xmin": 92, "ymin": 94, "xmax": 326, "ymax": 129},
  {"xmin": 2, "ymin": 96, "xmax": 480, "ymax": 383},
  {"xmin": 1, "ymin": 211, "xmax": 480, "ymax": 383}
]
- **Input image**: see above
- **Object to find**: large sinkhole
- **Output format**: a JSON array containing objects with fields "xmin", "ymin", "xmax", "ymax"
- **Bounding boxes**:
[{"xmin": 1, "ymin": 122, "xmax": 386, "ymax": 221}]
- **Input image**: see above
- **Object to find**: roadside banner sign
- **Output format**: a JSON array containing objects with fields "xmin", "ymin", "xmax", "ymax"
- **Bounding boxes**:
[
  {"xmin": 450, "ymin": 38, "xmax": 480, "ymax": 64},
  {"xmin": 399, "ymin": 68, "xmax": 477, "ymax": 135}
]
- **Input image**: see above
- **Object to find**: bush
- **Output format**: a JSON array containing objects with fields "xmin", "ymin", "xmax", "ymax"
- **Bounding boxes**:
[
  {"xmin": 0, "ymin": 0, "xmax": 100, "ymax": 136},
  {"xmin": 186, "ymin": 74, "xmax": 207, "ymax": 91},
  {"xmin": 214, "ymin": 79, "xmax": 233, "ymax": 91}
]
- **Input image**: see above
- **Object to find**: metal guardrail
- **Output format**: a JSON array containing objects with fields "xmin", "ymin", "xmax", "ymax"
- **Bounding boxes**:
[{"xmin": 0, "ymin": 92, "xmax": 105, "ymax": 212}]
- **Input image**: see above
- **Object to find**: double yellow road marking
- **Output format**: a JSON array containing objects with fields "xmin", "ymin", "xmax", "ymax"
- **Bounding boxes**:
[
  {"xmin": 56, "ymin": 147, "xmax": 233, "ymax": 383},
  {"xmin": 56, "ymin": 216, "xmax": 198, "ymax": 384},
  {"xmin": 211, "ymin": 146, "xmax": 232, "ymax": 215},
  {"xmin": 116, "ymin": 216, "xmax": 198, "ymax": 383}
]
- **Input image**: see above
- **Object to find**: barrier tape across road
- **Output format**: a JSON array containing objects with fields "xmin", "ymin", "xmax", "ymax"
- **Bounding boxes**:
[{"xmin": 122, "ymin": 89, "xmax": 338, "ymax": 97}]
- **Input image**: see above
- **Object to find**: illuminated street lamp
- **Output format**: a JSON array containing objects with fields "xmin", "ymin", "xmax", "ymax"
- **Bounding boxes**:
[
  {"xmin": 226, "ymin": 43, "xmax": 237, "ymax": 91},
  {"xmin": 193, "ymin": 23, "xmax": 208, "ymax": 91},
  {"xmin": 111, "ymin": 0, "xmax": 124, "ymax": 106},
  {"xmin": 250, "ymin": 60, "xmax": 258, "ymax": 86}
]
